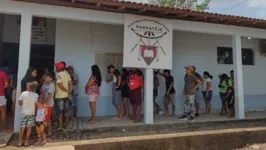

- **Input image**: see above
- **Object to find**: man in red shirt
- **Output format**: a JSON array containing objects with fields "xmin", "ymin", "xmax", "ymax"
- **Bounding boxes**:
[{"xmin": 0, "ymin": 70, "xmax": 9, "ymax": 132}]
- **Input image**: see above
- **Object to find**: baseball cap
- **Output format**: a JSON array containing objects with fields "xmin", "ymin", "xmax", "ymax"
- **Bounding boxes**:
[{"xmin": 54, "ymin": 62, "xmax": 65, "ymax": 70}]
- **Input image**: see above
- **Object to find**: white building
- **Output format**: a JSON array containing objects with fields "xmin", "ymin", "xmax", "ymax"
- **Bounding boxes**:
[{"xmin": 1, "ymin": 0, "xmax": 266, "ymax": 132}]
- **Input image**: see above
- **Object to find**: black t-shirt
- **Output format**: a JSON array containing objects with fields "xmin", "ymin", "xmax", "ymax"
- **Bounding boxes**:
[
  {"xmin": 165, "ymin": 75, "xmax": 175, "ymax": 94},
  {"xmin": 194, "ymin": 72, "xmax": 201, "ymax": 90},
  {"xmin": 113, "ymin": 69, "xmax": 121, "ymax": 90}
]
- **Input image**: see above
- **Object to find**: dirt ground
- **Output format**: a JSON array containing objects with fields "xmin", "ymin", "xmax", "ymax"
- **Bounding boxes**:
[{"xmin": 237, "ymin": 144, "xmax": 266, "ymax": 150}]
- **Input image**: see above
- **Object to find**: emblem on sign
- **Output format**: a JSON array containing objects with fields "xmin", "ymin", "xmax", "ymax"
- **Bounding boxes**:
[{"xmin": 128, "ymin": 19, "xmax": 170, "ymax": 65}]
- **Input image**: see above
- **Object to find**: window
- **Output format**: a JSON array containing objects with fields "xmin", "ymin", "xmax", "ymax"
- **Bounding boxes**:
[
  {"xmin": 242, "ymin": 48, "xmax": 254, "ymax": 65},
  {"xmin": 217, "ymin": 47, "xmax": 254, "ymax": 65}
]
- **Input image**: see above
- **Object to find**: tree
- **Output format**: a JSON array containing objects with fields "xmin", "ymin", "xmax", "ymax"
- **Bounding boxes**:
[{"xmin": 148, "ymin": 0, "xmax": 211, "ymax": 11}]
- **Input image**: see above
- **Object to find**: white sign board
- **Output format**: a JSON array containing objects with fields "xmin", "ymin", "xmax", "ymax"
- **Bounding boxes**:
[{"xmin": 123, "ymin": 14, "xmax": 173, "ymax": 69}]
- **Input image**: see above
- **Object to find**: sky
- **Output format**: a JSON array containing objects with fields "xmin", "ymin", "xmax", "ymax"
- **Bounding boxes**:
[{"xmin": 129, "ymin": 0, "xmax": 266, "ymax": 19}]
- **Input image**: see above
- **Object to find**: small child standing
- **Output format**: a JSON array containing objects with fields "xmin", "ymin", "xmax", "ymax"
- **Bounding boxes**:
[
  {"xmin": 18, "ymin": 81, "xmax": 39, "ymax": 147},
  {"xmin": 35, "ymin": 96, "xmax": 47, "ymax": 146},
  {"xmin": 40, "ymin": 73, "xmax": 55, "ymax": 137},
  {"xmin": 226, "ymin": 87, "xmax": 235, "ymax": 117}
]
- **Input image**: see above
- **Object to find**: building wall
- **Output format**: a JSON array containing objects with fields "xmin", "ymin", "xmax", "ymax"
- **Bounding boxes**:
[
  {"xmin": 55, "ymin": 19, "xmax": 266, "ymax": 117},
  {"xmin": 2, "ymin": 14, "xmax": 56, "ymax": 45}
]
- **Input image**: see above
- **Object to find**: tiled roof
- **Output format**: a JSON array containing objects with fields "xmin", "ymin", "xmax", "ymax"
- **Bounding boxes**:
[{"xmin": 14, "ymin": 0, "xmax": 266, "ymax": 29}]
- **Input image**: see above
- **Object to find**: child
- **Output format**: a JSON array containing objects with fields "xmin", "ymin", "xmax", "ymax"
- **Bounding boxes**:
[
  {"xmin": 35, "ymin": 96, "xmax": 47, "ymax": 146},
  {"xmin": 18, "ymin": 81, "xmax": 39, "ymax": 147},
  {"xmin": 40, "ymin": 73, "xmax": 55, "ymax": 137},
  {"xmin": 226, "ymin": 87, "xmax": 235, "ymax": 117}
]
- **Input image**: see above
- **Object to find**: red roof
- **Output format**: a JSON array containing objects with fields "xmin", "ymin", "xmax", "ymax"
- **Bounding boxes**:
[{"xmin": 14, "ymin": 0, "xmax": 266, "ymax": 29}]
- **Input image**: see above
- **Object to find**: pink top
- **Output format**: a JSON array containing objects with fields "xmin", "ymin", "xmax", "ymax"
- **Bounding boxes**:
[{"xmin": 87, "ymin": 76, "xmax": 99, "ymax": 95}]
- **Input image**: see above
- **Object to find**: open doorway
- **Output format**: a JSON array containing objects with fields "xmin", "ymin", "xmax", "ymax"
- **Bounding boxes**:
[{"xmin": 0, "ymin": 13, "xmax": 56, "ymax": 130}]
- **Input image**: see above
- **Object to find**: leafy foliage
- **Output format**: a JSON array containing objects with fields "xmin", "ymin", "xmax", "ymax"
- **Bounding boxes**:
[{"xmin": 148, "ymin": 0, "xmax": 211, "ymax": 11}]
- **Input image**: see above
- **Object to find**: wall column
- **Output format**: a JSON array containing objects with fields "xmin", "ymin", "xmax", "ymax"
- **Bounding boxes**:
[
  {"xmin": 14, "ymin": 13, "xmax": 32, "ymax": 132},
  {"xmin": 232, "ymin": 35, "xmax": 245, "ymax": 119},
  {"xmin": 144, "ymin": 68, "xmax": 153, "ymax": 124}
]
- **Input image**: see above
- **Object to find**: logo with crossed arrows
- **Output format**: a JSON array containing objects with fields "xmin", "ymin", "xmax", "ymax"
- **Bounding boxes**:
[{"xmin": 128, "ymin": 19, "xmax": 170, "ymax": 65}]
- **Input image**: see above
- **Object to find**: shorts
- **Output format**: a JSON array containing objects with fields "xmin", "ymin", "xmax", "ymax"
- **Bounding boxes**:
[
  {"xmin": 121, "ymin": 86, "xmax": 129, "ymax": 98},
  {"xmin": 194, "ymin": 89, "xmax": 200, "ymax": 104},
  {"xmin": 55, "ymin": 97, "xmax": 69, "ymax": 115},
  {"xmin": 88, "ymin": 95, "xmax": 99, "ymax": 102},
  {"xmin": 153, "ymin": 89, "xmax": 158, "ymax": 97},
  {"xmin": 112, "ymin": 84, "xmax": 122, "ymax": 106},
  {"xmin": 202, "ymin": 91, "xmax": 213, "ymax": 101},
  {"xmin": 129, "ymin": 87, "xmax": 142, "ymax": 105},
  {"xmin": 20, "ymin": 115, "xmax": 35, "ymax": 127},
  {"xmin": 71, "ymin": 93, "xmax": 78, "ymax": 107},
  {"xmin": 164, "ymin": 93, "xmax": 175, "ymax": 105},
  {"xmin": 45, "ymin": 107, "xmax": 53, "ymax": 121},
  {"xmin": 36, "ymin": 122, "xmax": 44, "ymax": 127},
  {"xmin": 0, "ymin": 96, "xmax": 6, "ymax": 106}
]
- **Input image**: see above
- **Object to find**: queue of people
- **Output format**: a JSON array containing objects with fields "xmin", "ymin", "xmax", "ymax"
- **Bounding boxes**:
[{"xmin": 0, "ymin": 61, "xmax": 236, "ymax": 147}]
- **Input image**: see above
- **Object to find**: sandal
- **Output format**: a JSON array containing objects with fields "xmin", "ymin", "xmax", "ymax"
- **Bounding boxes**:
[
  {"xmin": 17, "ymin": 141, "xmax": 24, "ymax": 147},
  {"xmin": 40, "ymin": 140, "xmax": 47, "ymax": 146},
  {"xmin": 24, "ymin": 141, "xmax": 30, "ymax": 147}
]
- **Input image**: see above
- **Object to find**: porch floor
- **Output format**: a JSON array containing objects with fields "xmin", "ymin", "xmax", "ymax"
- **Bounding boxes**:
[{"xmin": 79, "ymin": 111, "xmax": 266, "ymax": 129}]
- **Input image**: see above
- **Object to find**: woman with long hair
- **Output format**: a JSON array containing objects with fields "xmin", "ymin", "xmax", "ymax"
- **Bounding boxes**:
[
  {"xmin": 85, "ymin": 65, "xmax": 102, "ymax": 124},
  {"xmin": 121, "ymin": 68, "xmax": 129, "ymax": 119},
  {"xmin": 219, "ymin": 74, "xmax": 230, "ymax": 115},
  {"xmin": 202, "ymin": 71, "xmax": 213, "ymax": 115},
  {"xmin": 21, "ymin": 68, "xmax": 37, "ymax": 92}
]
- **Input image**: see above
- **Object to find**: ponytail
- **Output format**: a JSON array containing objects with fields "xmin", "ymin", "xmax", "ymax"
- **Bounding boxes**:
[{"xmin": 209, "ymin": 75, "xmax": 213, "ymax": 80}]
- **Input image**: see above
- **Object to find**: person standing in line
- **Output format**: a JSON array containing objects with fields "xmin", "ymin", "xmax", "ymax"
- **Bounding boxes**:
[
  {"xmin": 17, "ymin": 82, "xmax": 39, "ymax": 147},
  {"xmin": 202, "ymin": 71, "xmax": 213, "ymax": 115},
  {"xmin": 191, "ymin": 66, "xmax": 204, "ymax": 117},
  {"xmin": 21, "ymin": 68, "xmax": 38, "ymax": 92},
  {"xmin": 54, "ymin": 62, "xmax": 72, "ymax": 130},
  {"xmin": 85, "ymin": 65, "xmax": 102, "ymax": 124},
  {"xmin": 121, "ymin": 68, "xmax": 129, "ymax": 119},
  {"xmin": 179, "ymin": 66, "xmax": 202, "ymax": 122},
  {"xmin": 229, "ymin": 70, "xmax": 234, "ymax": 88},
  {"xmin": 153, "ymin": 70, "xmax": 160, "ymax": 115},
  {"xmin": 158, "ymin": 69, "xmax": 176, "ymax": 116},
  {"xmin": 40, "ymin": 73, "xmax": 55, "ymax": 137},
  {"xmin": 128, "ymin": 68, "xmax": 144, "ymax": 123},
  {"xmin": 0, "ymin": 70, "xmax": 9, "ymax": 132},
  {"xmin": 67, "ymin": 66, "xmax": 79, "ymax": 119},
  {"xmin": 107, "ymin": 65, "xmax": 122, "ymax": 120},
  {"xmin": 226, "ymin": 86, "xmax": 235, "ymax": 117},
  {"xmin": 219, "ymin": 74, "xmax": 231, "ymax": 115},
  {"xmin": 35, "ymin": 96, "xmax": 47, "ymax": 146}
]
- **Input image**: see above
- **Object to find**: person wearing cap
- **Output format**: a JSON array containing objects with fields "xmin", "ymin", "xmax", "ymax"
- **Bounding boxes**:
[
  {"xmin": 191, "ymin": 66, "xmax": 204, "ymax": 117},
  {"xmin": 107, "ymin": 65, "xmax": 122, "ymax": 120},
  {"xmin": 179, "ymin": 66, "xmax": 202, "ymax": 122},
  {"xmin": 67, "ymin": 66, "xmax": 79, "ymax": 119},
  {"xmin": 54, "ymin": 62, "xmax": 72, "ymax": 130}
]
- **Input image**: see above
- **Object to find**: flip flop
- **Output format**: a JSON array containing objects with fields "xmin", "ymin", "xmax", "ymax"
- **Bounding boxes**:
[
  {"xmin": 17, "ymin": 142, "xmax": 24, "ymax": 147},
  {"xmin": 112, "ymin": 117, "xmax": 120, "ymax": 120}
]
